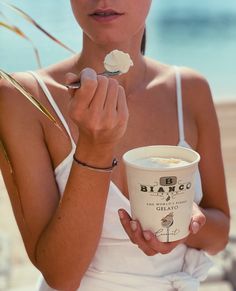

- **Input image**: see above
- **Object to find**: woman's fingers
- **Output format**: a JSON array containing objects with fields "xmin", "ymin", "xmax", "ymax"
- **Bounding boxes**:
[
  {"xmin": 190, "ymin": 203, "xmax": 206, "ymax": 234},
  {"xmin": 118, "ymin": 203, "xmax": 206, "ymax": 258},
  {"xmin": 68, "ymin": 68, "xmax": 98, "ymax": 110},
  {"xmin": 67, "ymin": 67, "xmax": 129, "ymax": 145},
  {"xmin": 123, "ymin": 217, "xmax": 157, "ymax": 256},
  {"xmin": 78, "ymin": 68, "xmax": 98, "ymax": 106},
  {"xmin": 65, "ymin": 72, "xmax": 80, "ymax": 98},
  {"xmin": 118, "ymin": 209, "xmax": 183, "ymax": 255},
  {"xmin": 118, "ymin": 209, "xmax": 135, "ymax": 242},
  {"xmin": 141, "ymin": 231, "xmax": 186, "ymax": 254},
  {"xmin": 65, "ymin": 72, "xmax": 79, "ymax": 85},
  {"xmin": 88, "ymin": 75, "xmax": 110, "ymax": 111}
]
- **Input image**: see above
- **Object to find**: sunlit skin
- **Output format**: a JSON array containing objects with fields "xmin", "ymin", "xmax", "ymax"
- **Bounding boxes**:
[{"xmin": 0, "ymin": 0, "xmax": 230, "ymax": 290}]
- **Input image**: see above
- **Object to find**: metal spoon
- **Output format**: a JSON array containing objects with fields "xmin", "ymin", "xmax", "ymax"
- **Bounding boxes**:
[{"xmin": 65, "ymin": 70, "xmax": 121, "ymax": 89}]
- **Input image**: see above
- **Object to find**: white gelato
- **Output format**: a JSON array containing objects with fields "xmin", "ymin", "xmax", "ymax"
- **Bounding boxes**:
[
  {"xmin": 135, "ymin": 156, "xmax": 190, "ymax": 169},
  {"xmin": 104, "ymin": 49, "xmax": 134, "ymax": 74}
]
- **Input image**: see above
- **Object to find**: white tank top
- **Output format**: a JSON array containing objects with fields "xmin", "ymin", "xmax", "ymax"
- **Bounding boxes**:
[{"xmin": 29, "ymin": 68, "xmax": 212, "ymax": 291}]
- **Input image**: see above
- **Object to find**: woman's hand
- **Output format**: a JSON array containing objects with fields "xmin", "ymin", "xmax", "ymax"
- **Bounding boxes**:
[
  {"xmin": 66, "ymin": 68, "xmax": 129, "ymax": 147},
  {"xmin": 190, "ymin": 202, "xmax": 206, "ymax": 234},
  {"xmin": 118, "ymin": 202, "xmax": 206, "ymax": 256}
]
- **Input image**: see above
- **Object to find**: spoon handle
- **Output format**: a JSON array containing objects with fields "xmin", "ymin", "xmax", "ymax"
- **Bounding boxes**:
[{"xmin": 65, "ymin": 70, "xmax": 120, "ymax": 89}]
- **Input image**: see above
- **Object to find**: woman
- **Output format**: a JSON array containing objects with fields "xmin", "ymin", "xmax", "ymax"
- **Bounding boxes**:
[{"xmin": 0, "ymin": 1, "xmax": 230, "ymax": 290}]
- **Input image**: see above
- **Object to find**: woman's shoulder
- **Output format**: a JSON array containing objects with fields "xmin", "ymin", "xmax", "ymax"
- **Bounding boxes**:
[
  {"xmin": 146, "ymin": 58, "xmax": 216, "ymax": 120},
  {"xmin": 0, "ymin": 70, "xmax": 36, "ymax": 93},
  {"xmin": 0, "ymin": 56, "xmax": 70, "ymax": 105},
  {"xmin": 0, "ymin": 69, "xmax": 48, "ymax": 141},
  {"xmin": 176, "ymin": 66, "xmax": 215, "ymax": 115},
  {"xmin": 147, "ymin": 58, "xmax": 213, "ymax": 104},
  {"xmin": 0, "ymin": 71, "xmax": 39, "ymax": 116},
  {"xmin": 173, "ymin": 66, "xmax": 217, "ymax": 129},
  {"xmin": 147, "ymin": 58, "xmax": 209, "ymax": 85},
  {"xmin": 38, "ymin": 56, "xmax": 77, "ymax": 85},
  {"xmin": 177, "ymin": 66, "xmax": 211, "ymax": 95}
]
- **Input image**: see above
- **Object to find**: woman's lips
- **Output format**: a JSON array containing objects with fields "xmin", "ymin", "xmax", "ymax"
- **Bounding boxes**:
[{"xmin": 89, "ymin": 9, "xmax": 124, "ymax": 23}]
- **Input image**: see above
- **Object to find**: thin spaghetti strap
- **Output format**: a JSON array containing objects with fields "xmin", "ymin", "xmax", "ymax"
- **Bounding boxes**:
[
  {"xmin": 28, "ymin": 71, "xmax": 75, "ymax": 147},
  {"xmin": 174, "ymin": 66, "xmax": 185, "ymax": 144}
]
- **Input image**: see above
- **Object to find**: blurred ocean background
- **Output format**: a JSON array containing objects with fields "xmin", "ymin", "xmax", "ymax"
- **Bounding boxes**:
[{"xmin": 0, "ymin": 0, "xmax": 236, "ymax": 103}]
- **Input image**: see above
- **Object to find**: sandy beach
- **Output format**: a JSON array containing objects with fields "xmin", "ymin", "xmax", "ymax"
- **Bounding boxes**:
[{"xmin": 0, "ymin": 101, "xmax": 235, "ymax": 290}]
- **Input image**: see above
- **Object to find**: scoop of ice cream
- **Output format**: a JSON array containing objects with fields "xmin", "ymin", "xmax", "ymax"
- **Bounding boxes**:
[{"xmin": 104, "ymin": 49, "xmax": 134, "ymax": 74}]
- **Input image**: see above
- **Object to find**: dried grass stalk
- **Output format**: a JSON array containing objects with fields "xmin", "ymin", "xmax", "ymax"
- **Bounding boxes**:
[
  {"xmin": 1, "ymin": 1, "xmax": 76, "ymax": 54},
  {"xmin": 0, "ymin": 2, "xmax": 71, "ymax": 230},
  {"xmin": 0, "ymin": 139, "xmax": 29, "ymax": 231},
  {"xmin": 0, "ymin": 19, "xmax": 42, "ymax": 67},
  {"xmin": 0, "ymin": 69, "xmax": 60, "ymax": 127},
  {"xmin": 0, "ymin": 70, "xmax": 64, "ymax": 232},
  {"xmin": 0, "ymin": 139, "xmax": 13, "ymax": 174}
]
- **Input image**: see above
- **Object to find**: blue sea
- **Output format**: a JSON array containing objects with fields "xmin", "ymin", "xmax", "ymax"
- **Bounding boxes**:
[{"xmin": 1, "ymin": 0, "xmax": 236, "ymax": 103}]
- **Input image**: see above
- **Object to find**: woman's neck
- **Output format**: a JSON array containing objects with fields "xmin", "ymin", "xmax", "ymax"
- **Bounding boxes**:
[{"xmin": 72, "ymin": 34, "xmax": 147, "ymax": 96}]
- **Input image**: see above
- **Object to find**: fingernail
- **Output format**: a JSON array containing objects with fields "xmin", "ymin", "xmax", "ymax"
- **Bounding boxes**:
[
  {"xmin": 82, "ymin": 68, "xmax": 97, "ymax": 80},
  {"xmin": 65, "ymin": 72, "xmax": 78, "ymax": 84},
  {"xmin": 118, "ymin": 209, "xmax": 124, "ymax": 219},
  {"xmin": 130, "ymin": 221, "xmax": 137, "ymax": 232},
  {"xmin": 143, "ymin": 231, "xmax": 151, "ymax": 241},
  {"xmin": 192, "ymin": 221, "xmax": 200, "ymax": 234}
]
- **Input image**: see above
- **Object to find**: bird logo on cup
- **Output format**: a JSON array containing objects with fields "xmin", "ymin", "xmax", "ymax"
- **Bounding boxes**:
[{"xmin": 161, "ymin": 212, "xmax": 174, "ymax": 242}]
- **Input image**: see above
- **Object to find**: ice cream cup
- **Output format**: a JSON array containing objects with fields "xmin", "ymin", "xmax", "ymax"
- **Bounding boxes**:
[{"xmin": 123, "ymin": 145, "xmax": 200, "ymax": 242}]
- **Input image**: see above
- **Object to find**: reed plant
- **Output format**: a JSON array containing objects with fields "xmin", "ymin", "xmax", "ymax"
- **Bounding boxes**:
[
  {"xmin": 0, "ymin": 1, "xmax": 76, "ymax": 166},
  {"xmin": 0, "ymin": 1, "xmax": 75, "ymax": 116},
  {"xmin": 0, "ymin": 1, "xmax": 77, "ymax": 225}
]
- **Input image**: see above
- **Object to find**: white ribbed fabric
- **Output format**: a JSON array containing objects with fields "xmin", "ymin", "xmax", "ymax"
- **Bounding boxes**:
[{"xmin": 29, "ymin": 70, "xmax": 212, "ymax": 291}]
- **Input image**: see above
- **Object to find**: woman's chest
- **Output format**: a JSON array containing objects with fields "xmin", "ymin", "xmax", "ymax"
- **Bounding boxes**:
[{"xmin": 111, "ymin": 96, "xmax": 198, "ymax": 198}]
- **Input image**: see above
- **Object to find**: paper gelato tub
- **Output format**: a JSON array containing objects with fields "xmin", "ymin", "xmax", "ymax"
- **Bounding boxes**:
[{"xmin": 123, "ymin": 145, "xmax": 200, "ymax": 242}]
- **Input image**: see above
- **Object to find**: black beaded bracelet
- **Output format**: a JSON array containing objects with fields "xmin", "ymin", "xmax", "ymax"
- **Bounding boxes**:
[{"xmin": 73, "ymin": 154, "xmax": 118, "ymax": 172}]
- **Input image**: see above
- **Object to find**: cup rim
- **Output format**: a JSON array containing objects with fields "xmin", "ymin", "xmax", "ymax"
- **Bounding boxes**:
[{"xmin": 122, "ymin": 145, "xmax": 200, "ymax": 171}]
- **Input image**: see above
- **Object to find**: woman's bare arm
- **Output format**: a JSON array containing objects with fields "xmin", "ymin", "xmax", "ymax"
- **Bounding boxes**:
[
  {"xmin": 0, "ymin": 69, "xmax": 128, "ymax": 290},
  {"xmin": 182, "ymin": 68, "xmax": 230, "ymax": 254},
  {"xmin": 118, "ymin": 68, "xmax": 230, "ymax": 256}
]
